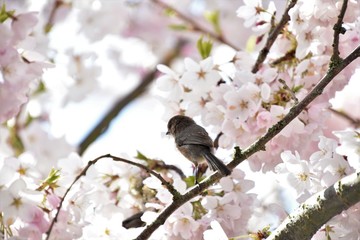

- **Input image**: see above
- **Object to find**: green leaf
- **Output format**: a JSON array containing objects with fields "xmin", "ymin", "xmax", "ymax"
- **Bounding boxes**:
[
  {"xmin": 168, "ymin": 24, "xmax": 188, "ymax": 31},
  {"xmin": 292, "ymin": 84, "xmax": 304, "ymax": 93},
  {"xmin": 191, "ymin": 199, "xmax": 208, "ymax": 220},
  {"xmin": 0, "ymin": 4, "xmax": 8, "ymax": 23},
  {"xmin": 135, "ymin": 150, "xmax": 149, "ymax": 161},
  {"xmin": 33, "ymin": 80, "xmax": 47, "ymax": 95},
  {"xmin": 204, "ymin": 10, "xmax": 221, "ymax": 34},
  {"xmin": 24, "ymin": 114, "xmax": 35, "ymax": 127},
  {"xmin": 37, "ymin": 168, "xmax": 61, "ymax": 191},
  {"xmin": 0, "ymin": 4, "xmax": 15, "ymax": 23},
  {"xmin": 44, "ymin": 23, "xmax": 53, "ymax": 34},
  {"xmin": 8, "ymin": 126, "xmax": 25, "ymax": 156},
  {"xmin": 164, "ymin": 8, "xmax": 176, "ymax": 17},
  {"xmin": 245, "ymin": 35, "xmax": 257, "ymax": 52},
  {"xmin": 197, "ymin": 36, "xmax": 213, "ymax": 59},
  {"xmin": 184, "ymin": 176, "xmax": 196, "ymax": 188}
]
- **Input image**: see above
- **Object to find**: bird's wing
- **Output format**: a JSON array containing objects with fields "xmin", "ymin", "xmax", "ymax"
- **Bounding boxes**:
[{"xmin": 175, "ymin": 125, "xmax": 213, "ymax": 148}]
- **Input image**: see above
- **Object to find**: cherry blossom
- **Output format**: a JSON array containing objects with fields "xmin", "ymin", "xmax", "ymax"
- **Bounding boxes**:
[
  {"xmin": 276, "ymin": 151, "xmax": 318, "ymax": 195},
  {"xmin": 0, "ymin": 179, "xmax": 41, "ymax": 229},
  {"xmin": 203, "ymin": 220, "xmax": 228, "ymax": 240},
  {"xmin": 165, "ymin": 203, "xmax": 200, "ymax": 239},
  {"xmin": 334, "ymin": 129, "xmax": 360, "ymax": 170},
  {"xmin": 0, "ymin": 10, "xmax": 50, "ymax": 123},
  {"xmin": 180, "ymin": 57, "xmax": 221, "ymax": 95},
  {"xmin": 223, "ymin": 85, "xmax": 258, "ymax": 122},
  {"xmin": 1, "ymin": 0, "xmax": 360, "ymax": 239}
]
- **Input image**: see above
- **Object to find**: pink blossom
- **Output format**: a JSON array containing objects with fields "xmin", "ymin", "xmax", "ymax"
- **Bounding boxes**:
[
  {"xmin": 256, "ymin": 110, "xmax": 272, "ymax": 129},
  {"xmin": 47, "ymin": 192, "xmax": 61, "ymax": 209},
  {"xmin": 18, "ymin": 224, "xmax": 43, "ymax": 240},
  {"xmin": 11, "ymin": 12, "xmax": 38, "ymax": 41},
  {"xmin": 224, "ymin": 86, "xmax": 258, "ymax": 121}
]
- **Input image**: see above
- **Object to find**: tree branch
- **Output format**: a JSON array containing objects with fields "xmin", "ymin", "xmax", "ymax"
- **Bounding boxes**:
[
  {"xmin": 135, "ymin": 43, "xmax": 360, "ymax": 240},
  {"xmin": 77, "ymin": 40, "xmax": 186, "ymax": 155},
  {"xmin": 267, "ymin": 171, "xmax": 360, "ymax": 240},
  {"xmin": 279, "ymin": 78, "xmax": 299, "ymax": 103},
  {"xmin": 45, "ymin": 154, "xmax": 180, "ymax": 240},
  {"xmin": 158, "ymin": 163, "xmax": 186, "ymax": 179},
  {"xmin": 43, "ymin": 0, "xmax": 70, "ymax": 33},
  {"xmin": 331, "ymin": 0, "xmax": 348, "ymax": 60},
  {"xmin": 329, "ymin": 108, "xmax": 360, "ymax": 127},
  {"xmin": 151, "ymin": 0, "xmax": 239, "ymax": 51},
  {"xmin": 109, "ymin": 155, "xmax": 181, "ymax": 197},
  {"xmin": 134, "ymin": 1, "xmax": 360, "ymax": 239},
  {"xmin": 231, "ymin": 44, "xmax": 360, "ymax": 166},
  {"xmin": 45, "ymin": 155, "xmax": 101, "ymax": 240},
  {"xmin": 252, "ymin": 0, "xmax": 297, "ymax": 73}
]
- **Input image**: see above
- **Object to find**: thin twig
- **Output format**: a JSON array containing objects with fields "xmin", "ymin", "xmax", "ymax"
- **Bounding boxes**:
[
  {"xmin": 158, "ymin": 163, "xmax": 186, "ymax": 179},
  {"xmin": 45, "ymin": 154, "xmax": 180, "ymax": 240},
  {"xmin": 78, "ymin": 40, "xmax": 186, "ymax": 155},
  {"xmin": 332, "ymin": 0, "xmax": 348, "ymax": 60},
  {"xmin": 279, "ymin": 78, "xmax": 298, "ymax": 104},
  {"xmin": 109, "ymin": 154, "xmax": 180, "ymax": 196},
  {"xmin": 252, "ymin": 0, "xmax": 297, "ymax": 73},
  {"xmin": 45, "ymin": 155, "xmax": 101, "ymax": 240},
  {"xmin": 151, "ymin": 0, "xmax": 239, "ymax": 51},
  {"xmin": 44, "ymin": 0, "xmax": 70, "ymax": 33},
  {"xmin": 329, "ymin": 108, "xmax": 360, "ymax": 127}
]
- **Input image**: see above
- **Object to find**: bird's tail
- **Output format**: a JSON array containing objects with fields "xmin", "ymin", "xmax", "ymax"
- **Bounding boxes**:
[{"xmin": 202, "ymin": 151, "xmax": 231, "ymax": 176}]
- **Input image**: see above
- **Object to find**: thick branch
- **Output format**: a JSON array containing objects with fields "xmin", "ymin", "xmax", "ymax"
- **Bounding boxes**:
[
  {"xmin": 136, "ymin": 170, "xmax": 222, "ymax": 239},
  {"xmin": 267, "ymin": 171, "xmax": 360, "ymax": 240},
  {"xmin": 151, "ymin": 0, "xmax": 239, "ymax": 50},
  {"xmin": 252, "ymin": 0, "xmax": 297, "ymax": 73},
  {"xmin": 78, "ymin": 40, "xmax": 186, "ymax": 155}
]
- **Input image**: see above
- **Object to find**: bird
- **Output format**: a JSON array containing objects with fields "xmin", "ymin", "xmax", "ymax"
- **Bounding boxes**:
[{"xmin": 166, "ymin": 115, "xmax": 231, "ymax": 181}]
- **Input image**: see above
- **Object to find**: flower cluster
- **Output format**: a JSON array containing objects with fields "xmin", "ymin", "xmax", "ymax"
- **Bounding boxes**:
[
  {"xmin": 0, "ymin": 150, "xmax": 158, "ymax": 239},
  {"xmin": 275, "ymin": 135, "xmax": 359, "ymax": 239},
  {"xmin": 157, "ymin": 0, "xmax": 360, "ymax": 172},
  {"xmin": 156, "ymin": 0, "xmax": 360, "ymax": 238},
  {"xmin": 0, "ymin": 9, "xmax": 51, "ymax": 123}
]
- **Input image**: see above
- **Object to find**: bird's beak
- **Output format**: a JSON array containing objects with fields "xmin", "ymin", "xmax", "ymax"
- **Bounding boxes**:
[{"xmin": 166, "ymin": 131, "xmax": 170, "ymax": 135}]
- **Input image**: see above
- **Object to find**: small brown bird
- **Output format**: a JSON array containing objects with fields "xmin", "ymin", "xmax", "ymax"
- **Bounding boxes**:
[{"xmin": 166, "ymin": 115, "xmax": 231, "ymax": 180}]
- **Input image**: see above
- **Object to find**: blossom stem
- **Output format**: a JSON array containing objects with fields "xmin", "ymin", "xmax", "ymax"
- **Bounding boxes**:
[
  {"xmin": 332, "ymin": 0, "xmax": 348, "ymax": 61},
  {"xmin": 151, "ymin": 0, "xmax": 239, "ymax": 50},
  {"xmin": 329, "ymin": 108, "xmax": 360, "ymax": 127},
  {"xmin": 251, "ymin": 0, "xmax": 298, "ymax": 73}
]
